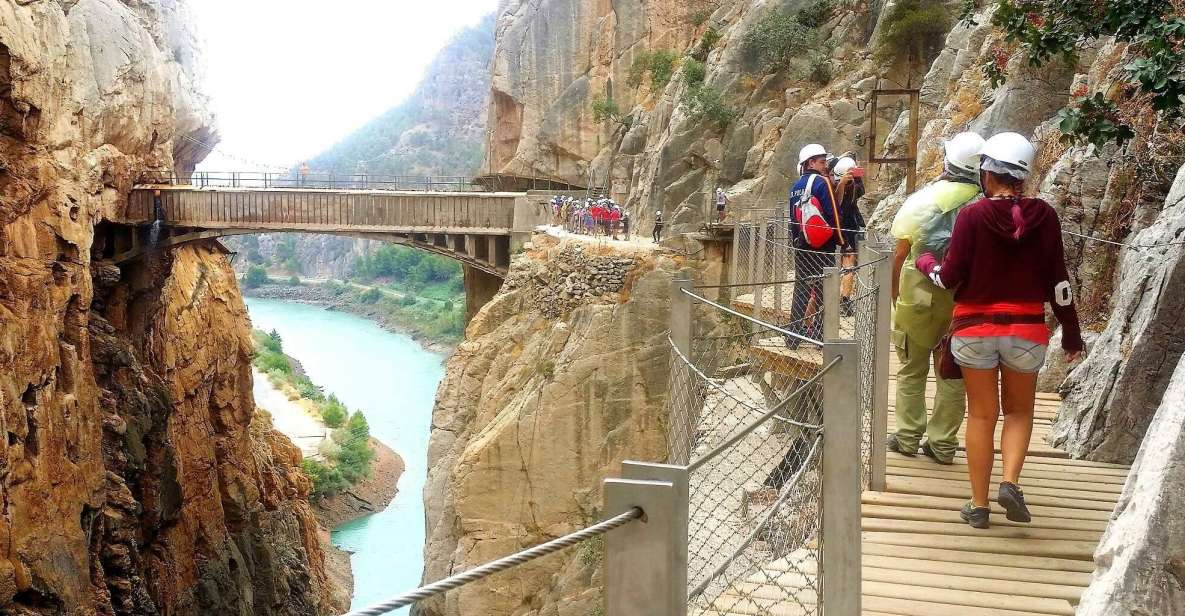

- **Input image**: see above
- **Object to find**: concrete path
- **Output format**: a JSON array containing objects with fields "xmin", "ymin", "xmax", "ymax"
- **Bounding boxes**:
[{"xmin": 252, "ymin": 368, "xmax": 330, "ymax": 460}]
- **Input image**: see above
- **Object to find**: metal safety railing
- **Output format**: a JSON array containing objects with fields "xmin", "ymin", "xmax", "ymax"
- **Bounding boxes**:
[
  {"xmin": 342, "ymin": 214, "xmax": 892, "ymax": 616},
  {"xmin": 346, "ymin": 508, "xmax": 643, "ymax": 616},
  {"xmin": 137, "ymin": 170, "xmax": 487, "ymax": 192}
]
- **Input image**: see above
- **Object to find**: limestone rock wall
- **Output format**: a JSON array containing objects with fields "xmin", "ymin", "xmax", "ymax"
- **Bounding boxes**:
[
  {"xmin": 417, "ymin": 236, "xmax": 680, "ymax": 616},
  {"xmin": 0, "ymin": 1, "xmax": 335, "ymax": 613},
  {"xmin": 1076, "ymin": 353, "xmax": 1185, "ymax": 615}
]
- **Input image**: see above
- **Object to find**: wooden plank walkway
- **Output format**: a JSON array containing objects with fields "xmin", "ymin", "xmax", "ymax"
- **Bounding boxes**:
[{"xmin": 699, "ymin": 357, "xmax": 1130, "ymax": 616}]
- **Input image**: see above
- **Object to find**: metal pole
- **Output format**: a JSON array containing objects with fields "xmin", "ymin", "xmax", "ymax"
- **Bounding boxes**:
[
  {"xmin": 822, "ymin": 338, "xmax": 861, "ymax": 616},
  {"xmin": 669, "ymin": 273, "xmax": 695, "ymax": 465},
  {"xmin": 870, "ymin": 242, "xmax": 893, "ymax": 492},
  {"xmin": 823, "ymin": 267, "xmax": 841, "ymax": 341},
  {"xmin": 620, "ymin": 462, "xmax": 689, "ymax": 611},
  {"xmin": 753, "ymin": 220, "xmax": 767, "ymax": 322},
  {"xmin": 604, "ymin": 476, "xmax": 682, "ymax": 616},
  {"xmin": 907, "ymin": 91, "xmax": 920, "ymax": 193}
]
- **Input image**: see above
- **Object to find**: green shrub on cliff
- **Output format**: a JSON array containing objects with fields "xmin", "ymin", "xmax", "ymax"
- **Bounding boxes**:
[
  {"xmin": 322, "ymin": 395, "xmax": 348, "ymax": 428},
  {"xmin": 333, "ymin": 412, "xmax": 375, "ymax": 483},
  {"xmin": 873, "ymin": 0, "xmax": 950, "ymax": 67},
  {"xmin": 744, "ymin": 13, "xmax": 814, "ymax": 72},
  {"xmin": 302, "ymin": 460, "xmax": 348, "ymax": 498}
]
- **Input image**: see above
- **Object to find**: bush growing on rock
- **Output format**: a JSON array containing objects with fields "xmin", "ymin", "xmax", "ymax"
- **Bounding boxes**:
[
  {"xmin": 683, "ymin": 86, "xmax": 738, "ymax": 128},
  {"xmin": 873, "ymin": 0, "xmax": 950, "ymax": 68},
  {"xmin": 743, "ymin": 13, "xmax": 815, "ymax": 73},
  {"xmin": 683, "ymin": 58, "xmax": 707, "ymax": 88},
  {"xmin": 628, "ymin": 49, "xmax": 679, "ymax": 89},
  {"xmin": 359, "ymin": 288, "xmax": 383, "ymax": 304},
  {"xmin": 302, "ymin": 459, "xmax": 349, "ymax": 499},
  {"xmin": 321, "ymin": 395, "xmax": 348, "ymax": 428},
  {"xmin": 591, "ymin": 96, "xmax": 622, "ymax": 123}
]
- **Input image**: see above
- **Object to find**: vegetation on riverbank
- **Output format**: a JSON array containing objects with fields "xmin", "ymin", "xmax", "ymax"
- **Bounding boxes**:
[
  {"xmin": 251, "ymin": 329, "xmax": 375, "ymax": 498},
  {"xmin": 241, "ymin": 244, "xmax": 467, "ymax": 343}
]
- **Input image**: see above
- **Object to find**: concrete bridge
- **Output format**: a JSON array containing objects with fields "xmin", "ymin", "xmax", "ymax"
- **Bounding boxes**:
[{"xmin": 103, "ymin": 173, "xmax": 559, "ymax": 316}]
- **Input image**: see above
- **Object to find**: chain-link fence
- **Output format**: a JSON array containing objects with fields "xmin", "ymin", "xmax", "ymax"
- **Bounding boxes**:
[{"xmin": 648, "ymin": 218, "xmax": 892, "ymax": 615}]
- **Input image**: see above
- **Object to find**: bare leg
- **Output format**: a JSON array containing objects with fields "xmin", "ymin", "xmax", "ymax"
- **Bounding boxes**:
[
  {"xmin": 999, "ymin": 365, "xmax": 1037, "ymax": 484},
  {"xmin": 962, "ymin": 367, "xmax": 1001, "ymax": 507}
]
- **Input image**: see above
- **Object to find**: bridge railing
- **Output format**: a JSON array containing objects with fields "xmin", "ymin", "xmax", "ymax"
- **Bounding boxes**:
[{"xmin": 137, "ymin": 170, "xmax": 487, "ymax": 193}]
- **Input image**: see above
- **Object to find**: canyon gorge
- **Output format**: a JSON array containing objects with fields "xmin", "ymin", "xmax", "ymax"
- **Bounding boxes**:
[{"xmin": 1, "ymin": 0, "xmax": 1183, "ymax": 614}]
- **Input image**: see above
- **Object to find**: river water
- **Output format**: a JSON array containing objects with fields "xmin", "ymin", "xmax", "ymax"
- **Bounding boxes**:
[{"xmin": 245, "ymin": 298, "xmax": 445, "ymax": 614}]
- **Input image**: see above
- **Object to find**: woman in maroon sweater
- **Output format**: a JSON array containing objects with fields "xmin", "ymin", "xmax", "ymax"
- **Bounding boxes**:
[{"xmin": 916, "ymin": 132, "xmax": 1084, "ymax": 529}]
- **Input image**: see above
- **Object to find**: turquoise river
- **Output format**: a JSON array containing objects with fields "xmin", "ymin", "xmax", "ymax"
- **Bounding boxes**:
[{"xmin": 245, "ymin": 297, "xmax": 446, "ymax": 614}]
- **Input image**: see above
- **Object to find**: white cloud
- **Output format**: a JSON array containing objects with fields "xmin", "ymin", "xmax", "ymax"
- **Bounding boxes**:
[{"xmin": 191, "ymin": 0, "xmax": 497, "ymax": 171}]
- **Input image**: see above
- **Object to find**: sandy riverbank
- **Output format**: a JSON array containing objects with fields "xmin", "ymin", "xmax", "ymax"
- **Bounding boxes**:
[{"xmin": 251, "ymin": 368, "xmax": 403, "ymax": 604}]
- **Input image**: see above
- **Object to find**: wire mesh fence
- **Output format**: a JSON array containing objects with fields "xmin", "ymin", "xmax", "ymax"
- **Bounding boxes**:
[{"xmin": 655, "ymin": 217, "xmax": 891, "ymax": 615}]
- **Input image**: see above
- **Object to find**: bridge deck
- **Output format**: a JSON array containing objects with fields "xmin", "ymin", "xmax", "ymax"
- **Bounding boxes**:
[{"xmin": 701, "ymin": 358, "xmax": 1129, "ymax": 616}]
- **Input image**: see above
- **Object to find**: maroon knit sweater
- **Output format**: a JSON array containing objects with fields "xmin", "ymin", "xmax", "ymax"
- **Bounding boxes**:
[{"xmin": 918, "ymin": 196, "xmax": 1084, "ymax": 353}]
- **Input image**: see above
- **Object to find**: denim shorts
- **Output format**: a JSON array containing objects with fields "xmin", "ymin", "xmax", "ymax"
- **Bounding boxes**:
[{"xmin": 950, "ymin": 335, "xmax": 1047, "ymax": 373}]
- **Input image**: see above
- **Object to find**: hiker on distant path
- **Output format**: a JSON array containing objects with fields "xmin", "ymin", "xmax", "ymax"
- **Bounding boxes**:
[
  {"xmin": 829, "ymin": 154, "xmax": 867, "ymax": 316},
  {"xmin": 886, "ymin": 132, "xmax": 984, "ymax": 467},
  {"xmin": 622, "ymin": 209, "xmax": 631, "ymax": 239},
  {"xmin": 299, "ymin": 162, "xmax": 310, "ymax": 187},
  {"xmin": 609, "ymin": 205, "xmax": 623, "ymax": 240},
  {"xmin": 652, "ymin": 210, "xmax": 664, "ymax": 242},
  {"xmin": 715, "ymin": 187, "xmax": 729, "ymax": 223},
  {"xmin": 915, "ymin": 131, "xmax": 1084, "ymax": 530},
  {"xmin": 785, "ymin": 143, "xmax": 843, "ymax": 348}
]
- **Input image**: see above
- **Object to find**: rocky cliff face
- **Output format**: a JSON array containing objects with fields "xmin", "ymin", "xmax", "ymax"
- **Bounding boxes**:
[
  {"xmin": 417, "ymin": 235, "xmax": 680, "ymax": 616},
  {"xmin": 0, "ymin": 1, "xmax": 335, "ymax": 613},
  {"xmin": 482, "ymin": 0, "xmax": 1185, "ymax": 460}
]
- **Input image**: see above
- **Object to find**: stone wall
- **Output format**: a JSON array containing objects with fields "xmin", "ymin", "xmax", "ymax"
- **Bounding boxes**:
[
  {"xmin": 0, "ymin": 1, "xmax": 336, "ymax": 613},
  {"xmin": 416, "ymin": 235, "xmax": 680, "ymax": 616}
]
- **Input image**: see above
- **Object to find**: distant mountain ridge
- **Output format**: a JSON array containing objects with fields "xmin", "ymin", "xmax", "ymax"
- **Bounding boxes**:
[
  {"xmin": 233, "ymin": 14, "xmax": 496, "ymax": 279},
  {"xmin": 307, "ymin": 13, "xmax": 495, "ymax": 177}
]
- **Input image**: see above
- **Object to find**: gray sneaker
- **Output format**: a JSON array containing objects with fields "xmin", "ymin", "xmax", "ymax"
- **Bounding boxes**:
[
  {"xmin": 960, "ymin": 501, "xmax": 990, "ymax": 529},
  {"xmin": 997, "ymin": 482, "xmax": 1033, "ymax": 523},
  {"xmin": 887, "ymin": 434, "xmax": 916, "ymax": 457}
]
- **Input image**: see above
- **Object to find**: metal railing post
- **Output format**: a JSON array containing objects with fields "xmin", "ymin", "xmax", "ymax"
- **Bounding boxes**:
[
  {"xmin": 753, "ymin": 221, "xmax": 767, "ymax": 322},
  {"xmin": 604, "ymin": 476, "xmax": 683, "ymax": 616},
  {"xmin": 822, "ymin": 338, "xmax": 862, "ymax": 616},
  {"xmin": 669, "ymin": 273, "xmax": 695, "ymax": 464},
  {"xmin": 867, "ymin": 241, "xmax": 893, "ymax": 492},
  {"xmin": 620, "ymin": 462, "xmax": 688, "ymax": 611},
  {"xmin": 823, "ymin": 267, "xmax": 841, "ymax": 340}
]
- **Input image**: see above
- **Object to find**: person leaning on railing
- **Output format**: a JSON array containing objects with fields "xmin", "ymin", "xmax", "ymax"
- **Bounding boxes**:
[{"xmin": 915, "ymin": 132, "xmax": 1084, "ymax": 530}]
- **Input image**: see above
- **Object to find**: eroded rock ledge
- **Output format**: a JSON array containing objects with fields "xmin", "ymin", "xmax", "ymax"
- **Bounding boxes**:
[{"xmin": 417, "ymin": 235, "xmax": 680, "ymax": 616}]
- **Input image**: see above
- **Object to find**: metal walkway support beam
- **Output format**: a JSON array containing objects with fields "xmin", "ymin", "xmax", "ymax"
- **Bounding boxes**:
[
  {"xmin": 866, "ymin": 240, "xmax": 894, "ymax": 492},
  {"xmin": 822, "ymin": 338, "xmax": 861, "ymax": 616}
]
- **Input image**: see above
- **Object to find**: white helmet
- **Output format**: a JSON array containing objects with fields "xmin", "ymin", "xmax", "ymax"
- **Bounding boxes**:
[
  {"xmin": 831, "ymin": 156, "xmax": 857, "ymax": 177},
  {"xmin": 798, "ymin": 143, "xmax": 828, "ymax": 165},
  {"xmin": 943, "ymin": 132, "xmax": 985, "ymax": 175},
  {"xmin": 981, "ymin": 132, "xmax": 1035, "ymax": 173}
]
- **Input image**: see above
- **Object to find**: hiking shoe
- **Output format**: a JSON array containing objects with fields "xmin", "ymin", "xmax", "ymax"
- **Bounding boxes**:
[
  {"xmin": 921, "ymin": 441, "xmax": 954, "ymax": 465},
  {"xmin": 997, "ymin": 482, "xmax": 1033, "ymax": 523},
  {"xmin": 887, "ymin": 434, "xmax": 916, "ymax": 457},
  {"xmin": 960, "ymin": 502, "xmax": 990, "ymax": 529}
]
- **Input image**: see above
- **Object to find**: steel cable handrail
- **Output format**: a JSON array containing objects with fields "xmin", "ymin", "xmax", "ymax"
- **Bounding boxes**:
[
  {"xmin": 687, "ymin": 433, "xmax": 825, "ymax": 601},
  {"xmin": 680, "ymin": 288, "xmax": 823, "ymax": 347},
  {"xmin": 343, "ymin": 507, "xmax": 643, "ymax": 616},
  {"xmin": 687, "ymin": 356, "xmax": 839, "ymax": 473},
  {"xmin": 667, "ymin": 335, "xmax": 819, "ymax": 430}
]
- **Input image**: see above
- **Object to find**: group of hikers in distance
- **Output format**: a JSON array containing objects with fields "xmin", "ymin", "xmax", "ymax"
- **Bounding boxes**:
[
  {"xmin": 549, "ymin": 195, "xmax": 670, "ymax": 243},
  {"xmin": 787, "ymin": 131, "xmax": 1081, "ymax": 529}
]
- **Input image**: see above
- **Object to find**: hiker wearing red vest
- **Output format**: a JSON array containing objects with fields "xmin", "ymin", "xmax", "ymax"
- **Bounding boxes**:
[
  {"xmin": 784, "ymin": 143, "xmax": 843, "ymax": 347},
  {"xmin": 609, "ymin": 207, "xmax": 623, "ymax": 240}
]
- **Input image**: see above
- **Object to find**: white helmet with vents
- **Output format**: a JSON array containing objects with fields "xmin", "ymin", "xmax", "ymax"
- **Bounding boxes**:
[
  {"xmin": 981, "ymin": 132, "xmax": 1036, "ymax": 177},
  {"xmin": 943, "ymin": 132, "xmax": 986, "ymax": 175},
  {"xmin": 798, "ymin": 143, "xmax": 828, "ymax": 166}
]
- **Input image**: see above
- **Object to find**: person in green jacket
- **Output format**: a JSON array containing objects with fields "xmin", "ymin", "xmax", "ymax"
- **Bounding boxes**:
[{"xmin": 887, "ymin": 132, "xmax": 985, "ymax": 464}]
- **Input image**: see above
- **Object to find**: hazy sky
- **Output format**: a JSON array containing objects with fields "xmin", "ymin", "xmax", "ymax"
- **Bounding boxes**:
[{"xmin": 191, "ymin": 0, "xmax": 497, "ymax": 171}]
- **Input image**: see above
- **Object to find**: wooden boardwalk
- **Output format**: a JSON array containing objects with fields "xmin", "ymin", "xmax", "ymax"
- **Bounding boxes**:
[{"xmin": 699, "ymin": 359, "xmax": 1129, "ymax": 616}]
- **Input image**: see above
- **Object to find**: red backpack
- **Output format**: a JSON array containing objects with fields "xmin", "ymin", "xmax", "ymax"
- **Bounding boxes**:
[{"xmin": 795, "ymin": 175, "xmax": 840, "ymax": 249}]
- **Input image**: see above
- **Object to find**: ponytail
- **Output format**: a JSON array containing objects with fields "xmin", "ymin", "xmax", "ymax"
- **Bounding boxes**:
[{"xmin": 1010, "ymin": 196, "xmax": 1024, "ymax": 240}]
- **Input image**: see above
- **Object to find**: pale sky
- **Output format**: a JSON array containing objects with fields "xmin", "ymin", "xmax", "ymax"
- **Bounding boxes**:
[{"xmin": 190, "ymin": 0, "xmax": 498, "ymax": 171}]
